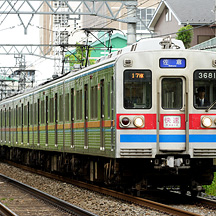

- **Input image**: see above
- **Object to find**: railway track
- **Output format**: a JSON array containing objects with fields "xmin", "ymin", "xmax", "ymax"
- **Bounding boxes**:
[
  {"xmin": 0, "ymin": 173, "xmax": 97, "ymax": 216},
  {"xmin": 3, "ymin": 161, "xmax": 214, "ymax": 216},
  {"xmin": 0, "ymin": 202, "xmax": 18, "ymax": 216}
]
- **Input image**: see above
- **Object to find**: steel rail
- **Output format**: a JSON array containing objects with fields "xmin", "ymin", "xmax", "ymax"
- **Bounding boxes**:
[
  {"xmin": 196, "ymin": 196, "xmax": 216, "ymax": 208},
  {"xmin": 0, "ymin": 202, "xmax": 18, "ymax": 216},
  {"xmin": 0, "ymin": 173, "xmax": 97, "ymax": 216},
  {"xmin": 4, "ymin": 161, "xmax": 202, "ymax": 216}
]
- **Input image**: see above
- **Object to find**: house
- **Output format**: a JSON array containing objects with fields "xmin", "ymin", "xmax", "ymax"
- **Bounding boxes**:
[
  {"xmin": 148, "ymin": 0, "xmax": 215, "ymax": 47},
  {"xmin": 65, "ymin": 33, "xmax": 127, "ymax": 71},
  {"xmin": 90, "ymin": 33, "xmax": 127, "ymax": 60}
]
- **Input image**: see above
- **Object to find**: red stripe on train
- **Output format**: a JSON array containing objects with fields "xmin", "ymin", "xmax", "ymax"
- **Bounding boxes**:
[
  {"xmin": 116, "ymin": 114, "xmax": 157, "ymax": 130},
  {"xmin": 189, "ymin": 114, "xmax": 216, "ymax": 129}
]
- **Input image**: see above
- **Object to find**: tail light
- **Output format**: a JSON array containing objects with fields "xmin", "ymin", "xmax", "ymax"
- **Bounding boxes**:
[{"xmin": 120, "ymin": 117, "xmax": 131, "ymax": 127}]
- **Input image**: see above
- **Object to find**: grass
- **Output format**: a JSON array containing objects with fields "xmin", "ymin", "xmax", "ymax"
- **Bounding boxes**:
[{"xmin": 203, "ymin": 172, "xmax": 216, "ymax": 196}]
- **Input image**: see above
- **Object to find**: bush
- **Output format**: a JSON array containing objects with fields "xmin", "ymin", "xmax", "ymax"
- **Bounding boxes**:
[
  {"xmin": 176, "ymin": 25, "xmax": 193, "ymax": 49},
  {"xmin": 203, "ymin": 172, "xmax": 216, "ymax": 195}
]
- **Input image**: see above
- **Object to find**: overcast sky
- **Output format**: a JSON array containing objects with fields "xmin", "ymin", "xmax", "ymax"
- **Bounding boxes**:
[{"xmin": 0, "ymin": 13, "xmax": 55, "ymax": 83}]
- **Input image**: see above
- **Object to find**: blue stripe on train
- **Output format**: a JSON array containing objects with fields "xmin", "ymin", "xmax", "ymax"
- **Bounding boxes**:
[
  {"xmin": 120, "ymin": 134, "xmax": 185, "ymax": 143},
  {"xmin": 159, "ymin": 135, "xmax": 186, "ymax": 142},
  {"xmin": 120, "ymin": 134, "xmax": 157, "ymax": 143},
  {"xmin": 189, "ymin": 134, "xmax": 216, "ymax": 142},
  {"xmin": 120, "ymin": 134, "xmax": 216, "ymax": 143}
]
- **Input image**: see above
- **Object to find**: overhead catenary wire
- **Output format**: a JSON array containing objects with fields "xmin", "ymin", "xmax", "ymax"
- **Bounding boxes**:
[
  {"xmin": 0, "ymin": 0, "xmax": 19, "ymax": 26},
  {"xmin": 3, "ymin": 0, "xmax": 215, "ymax": 78}
]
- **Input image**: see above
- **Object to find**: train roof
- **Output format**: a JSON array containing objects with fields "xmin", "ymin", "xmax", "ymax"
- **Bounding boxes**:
[
  {"xmin": 0, "ymin": 37, "xmax": 186, "ymax": 103},
  {"xmin": 95, "ymin": 36, "xmax": 185, "ymax": 64}
]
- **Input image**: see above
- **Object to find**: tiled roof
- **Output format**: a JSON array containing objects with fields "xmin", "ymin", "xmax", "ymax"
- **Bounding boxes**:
[
  {"xmin": 166, "ymin": 0, "xmax": 214, "ymax": 24},
  {"xmin": 149, "ymin": 0, "xmax": 215, "ymax": 28}
]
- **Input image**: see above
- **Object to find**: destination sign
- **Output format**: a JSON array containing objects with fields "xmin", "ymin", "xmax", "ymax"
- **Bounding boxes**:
[
  {"xmin": 124, "ymin": 70, "xmax": 151, "ymax": 82},
  {"xmin": 160, "ymin": 58, "xmax": 186, "ymax": 68}
]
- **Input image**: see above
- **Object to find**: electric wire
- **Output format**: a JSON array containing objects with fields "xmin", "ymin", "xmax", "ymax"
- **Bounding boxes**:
[
  {"xmin": 0, "ymin": 0, "xmax": 19, "ymax": 26},
  {"xmin": 0, "ymin": 0, "xmax": 215, "ymax": 79}
]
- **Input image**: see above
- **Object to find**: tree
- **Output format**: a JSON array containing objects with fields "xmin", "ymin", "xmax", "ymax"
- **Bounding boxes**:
[
  {"xmin": 65, "ymin": 44, "xmax": 95, "ymax": 69},
  {"xmin": 176, "ymin": 25, "xmax": 193, "ymax": 49}
]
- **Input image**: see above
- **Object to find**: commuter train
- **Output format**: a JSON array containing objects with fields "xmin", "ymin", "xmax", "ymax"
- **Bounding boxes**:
[{"xmin": 1, "ymin": 36, "xmax": 216, "ymax": 194}]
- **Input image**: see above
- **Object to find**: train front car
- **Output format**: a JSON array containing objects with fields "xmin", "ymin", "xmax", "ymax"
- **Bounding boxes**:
[{"xmin": 114, "ymin": 40, "xmax": 216, "ymax": 194}]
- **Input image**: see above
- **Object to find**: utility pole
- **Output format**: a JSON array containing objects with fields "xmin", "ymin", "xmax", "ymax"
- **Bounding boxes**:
[
  {"xmin": 126, "ymin": 1, "xmax": 137, "ymax": 45},
  {"xmin": 215, "ymin": 0, "xmax": 216, "ymax": 36}
]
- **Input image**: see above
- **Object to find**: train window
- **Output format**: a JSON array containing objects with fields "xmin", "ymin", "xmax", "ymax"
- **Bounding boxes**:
[
  {"xmin": 65, "ymin": 93, "xmax": 69, "ymax": 121},
  {"xmin": 55, "ymin": 93, "xmax": 58, "ymax": 124},
  {"xmin": 24, "ymin": 105, "xmax": 28, "ymax": 126},
  {"xmin": 90, "ymin": 86, "xmax": 98, "ymax": 119},
  {"xmin": 59, "ymin": 95, "xmax": 63, "ymax": 122},
  {"xmin": 124, "ymin": 70, "xmax": 152, "ymax": 109},
  {"xmin": 30, "ymin": 104, "xmax": 33, "ymax": 125},
  {"xmin": 4, "ymin": 108, "xmax": 6, "ymax": 128},
  {"xmin": 0, "ymin": 109, "xmax": 2, "ymax": 130},
  {"xmin": 194, "ymin": 70, "xmax": 216, "ymax": 109},
  {"xmin": 71, "ymin": 88, "xmax": 74, "ymax": 121},
  {"xmin": 37, "ymin": 99, "xmax": 40, "ymax": 126},
  {"xmin": 107, "ymin": 82, "xmax": 110, "ymax": 118},
  {"xmin": 18, "ymin": 107, "xmax": 22, "ymax": 126},
  {"xmin": 9, "ymin": 107, "xmax": 11, "ymax": 142},
  {"xmin": 41, "ymin": 100, "xmax": 45, "ymax": 124},
  {"xmin": 49, "ymin": 98, "xmax": 54, "ymax": 123},
  {"xmin": 34, "ymin": 103, "xmax": 37, "ymax": 125},
  {"xmin": 162, "ymin": 78, "xmax": 182, "ymax": 109},
  {"xmin": 76, "ymin": 90, "xmax": 82, "ymax": 120}
]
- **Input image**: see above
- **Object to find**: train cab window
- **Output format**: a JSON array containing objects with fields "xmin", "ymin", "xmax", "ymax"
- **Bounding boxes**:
[
  {"xmin": 194, "ymin": 70, "xmax": 216, "ymax": 109},
  {"xmin": 124, "ymin": 70, "xmax": 152, "ymax": 109},
  {"xmin": 162, "ymin": 78, "xmax": 182, "ymax": 109}
]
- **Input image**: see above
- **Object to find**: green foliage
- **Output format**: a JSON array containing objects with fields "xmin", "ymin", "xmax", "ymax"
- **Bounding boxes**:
[
  {"xmin": 203, "ymin": 172, "xmax": 216, "ymax": 195},
  {"xmin": 65, "ymin": 43, "xmax": 95, "ymax": 69},
  {"xmin": 176, "ymin": 25, "xmax": 193, "ymax": 49}
]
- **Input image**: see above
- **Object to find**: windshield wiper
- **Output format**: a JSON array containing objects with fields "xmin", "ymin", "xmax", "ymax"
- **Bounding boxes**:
[{"xmin": 205, "ymin": 100, "xmax": 216, "ymax": 112}]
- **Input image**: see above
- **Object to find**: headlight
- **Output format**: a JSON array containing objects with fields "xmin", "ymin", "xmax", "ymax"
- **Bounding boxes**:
[
  {"xmin": 202, "ymin": 117, "xmax": 212, "ymax": 128},
  {"xmin": 133, "ymin": 117, "xmax": 144, "ymax": 128},
  {"xmin": 121, "ymin": 117, "xmax": 131, "ymax": 127}
]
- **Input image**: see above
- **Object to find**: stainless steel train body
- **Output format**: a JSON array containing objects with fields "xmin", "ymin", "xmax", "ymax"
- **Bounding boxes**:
[{"xmin": 1, "ymin": 38, "xmax": 216, "ymax": 192}]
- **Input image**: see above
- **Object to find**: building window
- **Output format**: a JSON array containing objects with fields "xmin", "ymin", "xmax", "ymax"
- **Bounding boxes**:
[
  {"xmin": 54, "ymin": 14, "xmax": 69, "ymax": 27},
  {"xmin": 136, "ymin": 8, "xmax": 155, "ymax": 30},
  {"xmin": 165, "ymin": 9, "xmax": 172, "ymax": 22},
  {"xmin": 60, "ymin": 31, "xmax": 69, "ymax": 44},
  {"xmin": 54, "ymin": 1, "xmax": 67, "ymax": 8},
  {"xmin": 198, "ymin": 35, "xmax": 214, "ymax": 44}
]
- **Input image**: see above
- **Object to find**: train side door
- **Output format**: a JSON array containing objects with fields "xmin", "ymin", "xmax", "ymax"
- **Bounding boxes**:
[{"xmin": 158, "ymin": 77, "xmax": 187, "ymax": 151}]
